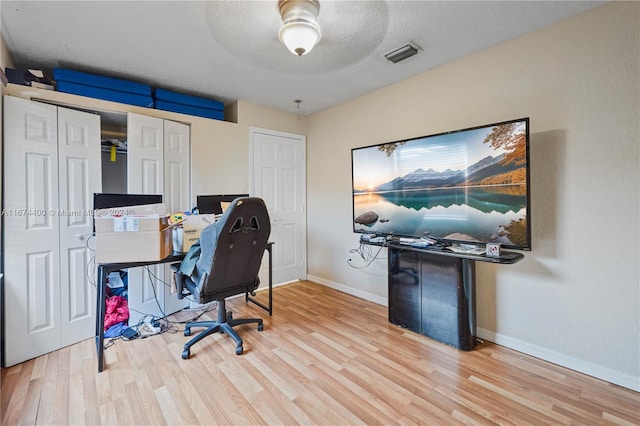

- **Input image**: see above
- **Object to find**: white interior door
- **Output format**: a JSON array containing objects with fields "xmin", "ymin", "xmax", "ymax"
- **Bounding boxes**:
[
  {"xmin": 4, "ymin": 96, "xmax": 61, "ymax": 366},
  {"xmin": 57, "ymin": 107, "xmax": 101, "ymax": 347},
  {"xmin": 250, "ymin": 127, "xmax": 306, "ymax": 284},
  {"xmin": 162, "ymin": 119, "xmax": 190, "ymax": 315},
  {"xmin": 127, "ymin": 113, "xmax": 165, "ymax": 325}
]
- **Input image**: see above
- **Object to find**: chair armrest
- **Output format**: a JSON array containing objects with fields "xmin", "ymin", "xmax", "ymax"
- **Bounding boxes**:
[
  {"xmin": 170, "ymin": 263, "xmax": 186, "ymax": 300},
  {"xmin": 248, "ymin": 277, "xmax": 260, "ymax": 296}
]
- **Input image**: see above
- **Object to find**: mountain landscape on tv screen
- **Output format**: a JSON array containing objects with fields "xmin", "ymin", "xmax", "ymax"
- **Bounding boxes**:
[{"xmin": 362, "ymin": 152, "xmax": 526, "ymax": 193}]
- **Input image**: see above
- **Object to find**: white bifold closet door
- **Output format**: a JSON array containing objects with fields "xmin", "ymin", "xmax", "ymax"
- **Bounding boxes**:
[
  {"xmin": 3, "ymin": 96, "xmax": 101, "ymax": 366},
  {"xmin": 126, "ymin": 113, "xmax": 189, "ymax": 325}
]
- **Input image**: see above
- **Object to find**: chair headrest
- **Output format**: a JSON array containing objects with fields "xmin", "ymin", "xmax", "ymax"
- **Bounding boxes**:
[{"xmin": 229, "ymin": 214, "xmax": 262, "ymax": 234}]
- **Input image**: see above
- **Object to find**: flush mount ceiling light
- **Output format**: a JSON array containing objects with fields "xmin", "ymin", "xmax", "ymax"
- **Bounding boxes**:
[{"xmin": 278, "ymin": 0, "xmax": 321, "ymax": 56}]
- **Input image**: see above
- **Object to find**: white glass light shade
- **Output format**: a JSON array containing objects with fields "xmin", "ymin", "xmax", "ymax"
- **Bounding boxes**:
[
  {"xmin": 278, "ymin": 0, "xmax": 321, "ymax": 56},
  {"xmin": 278, "ymin": 20, "xmax": 321, "ymax": 56}
]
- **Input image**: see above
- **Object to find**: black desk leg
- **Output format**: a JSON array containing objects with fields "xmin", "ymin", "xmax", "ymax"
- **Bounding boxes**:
[
  {"xmin": 246, "ymin": 243, "xmax": 273, "ymax": 316},
  {"xmin": 268, "ymin": 243, "xmax": 272, "ymax": 315},
  {"xmin": 96, "ymin": 266, "xmax": 107, "ymax": 372}
]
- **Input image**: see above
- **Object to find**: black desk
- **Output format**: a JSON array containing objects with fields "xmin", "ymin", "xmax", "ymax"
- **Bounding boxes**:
[{"xmin": 95, "ymin": 242, "xmax": 274, "ymax": 372}]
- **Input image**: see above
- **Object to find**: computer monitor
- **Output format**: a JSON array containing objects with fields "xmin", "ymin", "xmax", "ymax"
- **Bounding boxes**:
[
  {"xmin": 94, "ymin": 193, "xmax": 163, "ymax": 210},
  {"xmin": 196, "ymin": 194, "xmax": 249, "ymax": 215}
]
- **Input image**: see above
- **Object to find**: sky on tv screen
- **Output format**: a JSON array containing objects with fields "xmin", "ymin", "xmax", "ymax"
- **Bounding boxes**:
[{"xmin": 352, "ymin": 121, "xmax": 526, "ymax": 191}]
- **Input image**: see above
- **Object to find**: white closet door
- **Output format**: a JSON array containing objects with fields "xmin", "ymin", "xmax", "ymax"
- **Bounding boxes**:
[
  {"xmin": 162, "ymin": 119, "xmax": 190, "ymax": 315},
  {"xmin": 4, "ymin": 96, "xmax": 61, "ymax": 366},
  {"xmin": 127, "ymin": 113, "xmax": 164, "ymax": 195},
  {"xmin": 57, "ymin": 107, "xmax": 101, "ymax": 347},
  {"xmin": 127, "ymin": 113, "xmax": 165, "ymax": 324},
  {"xmin": 163, "ymin": 119, "xmax": 190, "ymax": 213}
]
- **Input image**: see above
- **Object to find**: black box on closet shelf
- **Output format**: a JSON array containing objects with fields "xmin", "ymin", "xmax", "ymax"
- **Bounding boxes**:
[{"xmin": 5, "ymin": 68, "xmax": 54, "ymax": 89}]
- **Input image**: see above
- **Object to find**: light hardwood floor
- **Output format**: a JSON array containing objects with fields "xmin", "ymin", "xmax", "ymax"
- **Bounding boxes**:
[{"xmin": 2, "ymin": 281, "xmax": 638, "ymax": 425}]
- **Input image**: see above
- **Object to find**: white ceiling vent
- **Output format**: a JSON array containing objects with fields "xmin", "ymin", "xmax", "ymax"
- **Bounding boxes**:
[{"xmin": 383, "ymin": 41, "xmax": 422, "ymax": 64}]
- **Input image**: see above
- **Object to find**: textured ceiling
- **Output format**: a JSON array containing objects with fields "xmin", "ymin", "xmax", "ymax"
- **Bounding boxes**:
[{"xmin": 1, "ymin": 1, "xmax": 605, "ymax": 115}]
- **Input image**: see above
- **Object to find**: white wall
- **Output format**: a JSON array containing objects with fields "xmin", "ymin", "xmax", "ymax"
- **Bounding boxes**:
[
  {"xmin": 190, "ymin": 100, "xmax": 306, "ymax": 199},
  {"xmin": 305, "ymin": 2, "xmax": 639, "ymax": 391}
]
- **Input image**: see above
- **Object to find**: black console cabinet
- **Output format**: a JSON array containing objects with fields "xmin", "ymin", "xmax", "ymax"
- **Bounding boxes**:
[
  {"xmin": 389, "ymin": 248, "xmax": 476, "ymax": 350},
  {"xmin": 383, "ymin": 242, "xmax": 524, "ymax": 350}
]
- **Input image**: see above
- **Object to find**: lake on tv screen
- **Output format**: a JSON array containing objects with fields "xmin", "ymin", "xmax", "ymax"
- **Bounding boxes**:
[{"xmin": 353, "ymin": 186, "xmax": 527, "ymax": 246}]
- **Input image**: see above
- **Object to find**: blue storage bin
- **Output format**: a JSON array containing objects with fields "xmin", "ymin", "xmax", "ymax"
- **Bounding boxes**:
[
  {"xmin": 56, "ymin": 81, "xmax": 154, "ymax": 108},
  {"xmin": 53, "ymin": 68, "xmax": 152, "ymax": 96},
  {"xmin": 154, "ymin": 88, "xmax": 224, "ymax": 111},
  {"xmin": 155, "ymin": 100, "xmax": 224, "ymax": 121}
]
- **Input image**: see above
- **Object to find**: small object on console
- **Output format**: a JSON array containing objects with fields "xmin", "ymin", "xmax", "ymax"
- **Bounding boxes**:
[
  {"xmin": 486, "ymin": 243, "xmax": 501, "ymax": 258},
  {"xmin": 399, "ymin": 237, "xmax": 417, "ymax": 244}
]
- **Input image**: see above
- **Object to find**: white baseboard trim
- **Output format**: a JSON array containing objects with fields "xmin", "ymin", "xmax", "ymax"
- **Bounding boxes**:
[
  {"xmin": 306, "ymin": 274, "xmax": 388, "ymax": 307},
  {"xmin": 256, "ymin": 279, "xmax": 298, "ymax": 291},
  {"xmin": 476, "ymin": 327, "xmax": 639, "ymax": 392},
  {"xmin": 305, "ymin": 276, "xmax": 638, "ymax": 392}
]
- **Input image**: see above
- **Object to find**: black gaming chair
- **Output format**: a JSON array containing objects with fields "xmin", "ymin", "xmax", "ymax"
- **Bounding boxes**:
[{"xmin": 172, "ymin": 197, "xmax": 271, "ymax": 358}]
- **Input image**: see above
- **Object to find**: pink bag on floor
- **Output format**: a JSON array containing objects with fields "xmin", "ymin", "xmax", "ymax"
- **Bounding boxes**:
[{"xmin": 104, "ymin": 295, "xmax": 129, "ymax": 330}]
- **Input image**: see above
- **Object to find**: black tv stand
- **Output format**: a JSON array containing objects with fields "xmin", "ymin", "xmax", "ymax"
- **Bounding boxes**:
[{"xmin": 361, "ymin": 237, "xmax": 524, "ymax": 350}]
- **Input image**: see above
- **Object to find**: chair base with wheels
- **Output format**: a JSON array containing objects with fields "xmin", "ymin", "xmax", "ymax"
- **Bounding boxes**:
[{"xmin": 182, "ymin": 299, "xmax": 263, "ymax": 358}]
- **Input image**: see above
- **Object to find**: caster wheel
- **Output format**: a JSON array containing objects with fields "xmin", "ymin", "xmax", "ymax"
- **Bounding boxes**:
[
  {"xmin": 235, "ymin": 346, "xmax": 243, "ymax": 355},
  {"xmin": 182, "ymin": 350, "xmax": 190, "ymax": 359},
  {"xmin": 258, "ymin": 324, "xmax": 264, "ymax": 332},
  {"xmin": 184, "ymin": 328, "xmax": 191, "ymax": 336}
]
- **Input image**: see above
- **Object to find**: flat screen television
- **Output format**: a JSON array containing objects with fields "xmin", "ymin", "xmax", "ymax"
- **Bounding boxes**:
[{"xmin": 351, "ymin": 117, "xmax": 531, "ymax": 250}]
